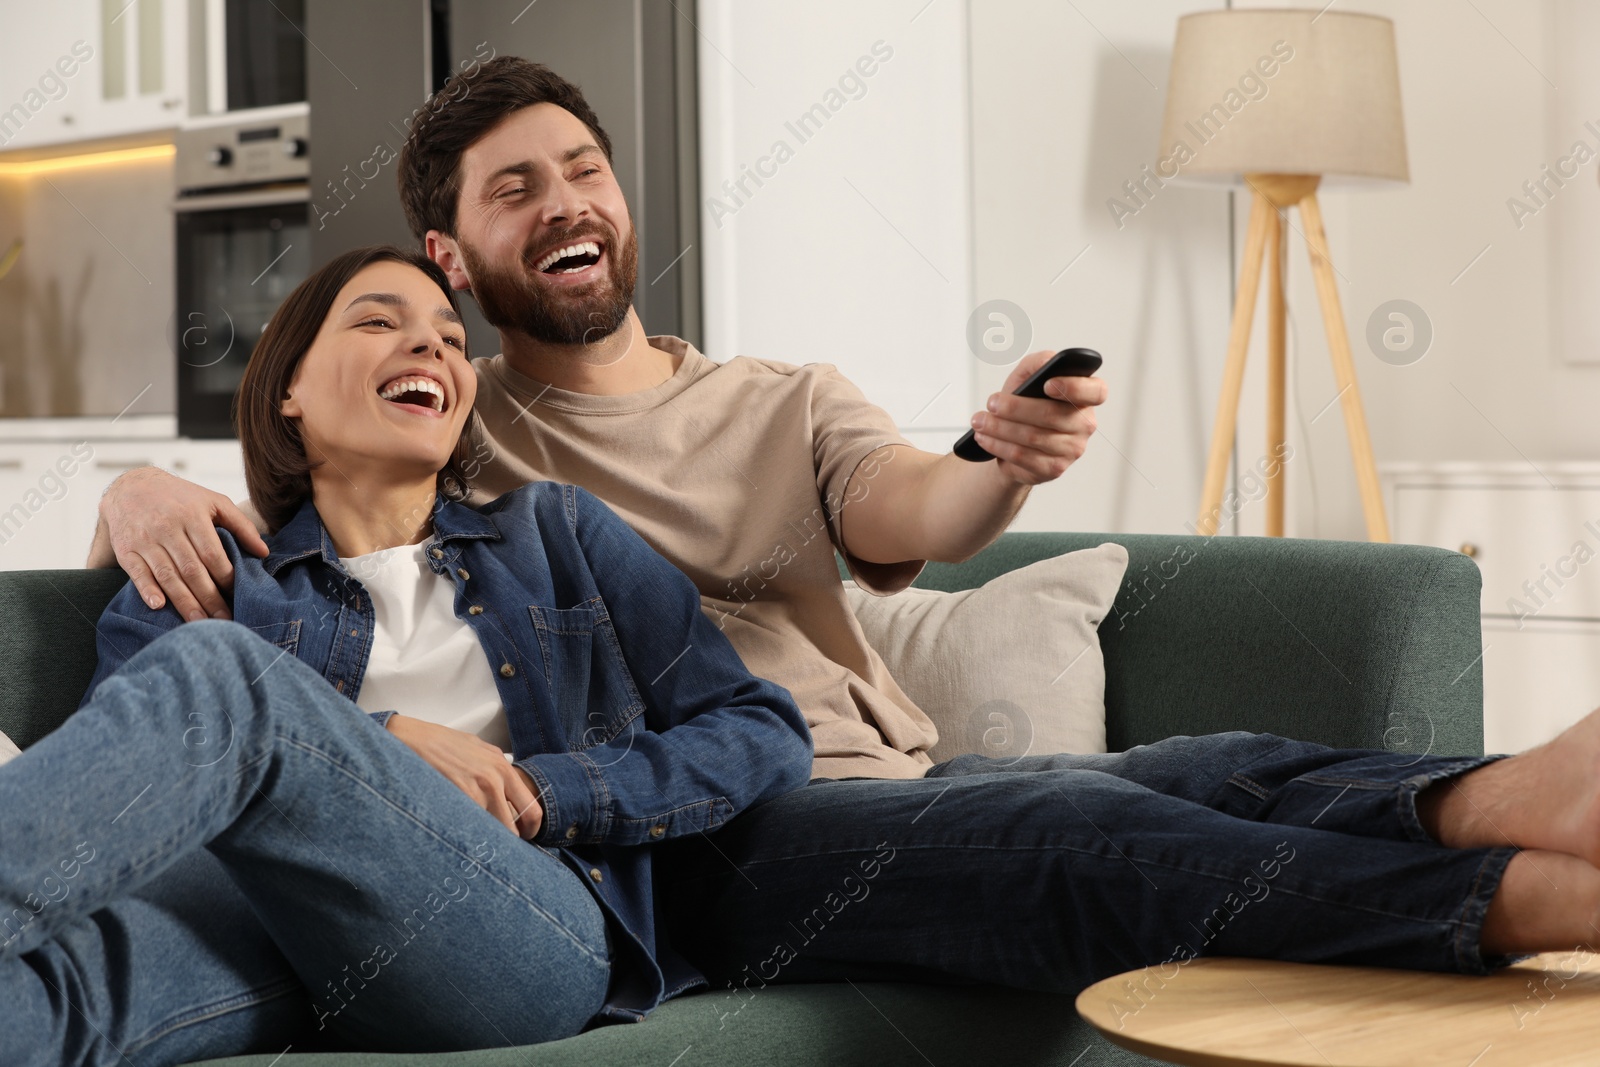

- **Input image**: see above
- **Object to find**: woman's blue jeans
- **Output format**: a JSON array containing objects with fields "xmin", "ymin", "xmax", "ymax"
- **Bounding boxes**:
[
  {"xmin": 0, "ymin": 621, "xmax": 611, "ymax": 1067},
  {"xmin": 660, "ymin": 733, "xmax": 1524, "ymax": 1005}
]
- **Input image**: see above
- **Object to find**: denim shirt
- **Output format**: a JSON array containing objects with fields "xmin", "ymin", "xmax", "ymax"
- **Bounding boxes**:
[{"xmin": 81, "ymin": 481, "xmax": 813, "ymax": 1022}]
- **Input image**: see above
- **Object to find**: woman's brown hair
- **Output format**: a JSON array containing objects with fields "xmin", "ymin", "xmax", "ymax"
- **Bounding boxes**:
[{"xmin": 233, "ymin": 244, "xmax": 483, "ymax": 534}]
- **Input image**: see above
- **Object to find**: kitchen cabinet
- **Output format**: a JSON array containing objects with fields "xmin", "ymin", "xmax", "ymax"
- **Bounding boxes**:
[
  {"xmin": 0, "ymin": 445, "xmax": 82, "ymax": 570},
  {"xmin": 0, "ymin": 0, "xmax": 186, "ymax": 153},
  {"xmin": 90, "ymin": 0, "xmax": 189, "ymax": 139},
  {"xmin": 0, "ymin": 436, "xmax": 245, "ymax": 572},
  {"xmin": 1383, "ymin": 461, "xmax": 1600, "ymax": 755}
]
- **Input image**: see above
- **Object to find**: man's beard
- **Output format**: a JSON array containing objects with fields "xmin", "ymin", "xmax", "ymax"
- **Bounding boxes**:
[{"xmin": 462, "ymin": 221, "xmax": 639, "ymax": 347}]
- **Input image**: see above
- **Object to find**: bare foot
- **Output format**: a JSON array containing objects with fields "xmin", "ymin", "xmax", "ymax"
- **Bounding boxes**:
[
  {"xmin": 1417, "ymin": 705, "xmax": 1600, "ymax": 867},
  {"xmin": 1482, "ymin": 850, "xmax": 1600, "ymax": 957}
]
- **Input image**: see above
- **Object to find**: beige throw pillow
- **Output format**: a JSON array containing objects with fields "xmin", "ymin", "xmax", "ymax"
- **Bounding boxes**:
[{"xmin": 844, "ymin": 544, "xmax": 1128, "ymax": 763}]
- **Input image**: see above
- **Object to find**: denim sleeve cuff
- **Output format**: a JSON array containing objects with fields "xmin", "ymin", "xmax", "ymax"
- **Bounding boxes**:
[
  {"xmin": 519, "ymin": 752, "xmax": 610, "ymax": 846},
  {"xmin": 367, "ymin": 710, "xmax": 397, "ymax": 730}
]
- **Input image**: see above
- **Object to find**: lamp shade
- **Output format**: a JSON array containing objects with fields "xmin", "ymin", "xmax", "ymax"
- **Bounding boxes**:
[{"xmin": 1157, "ymin": 9, "xmax": 1408, "ymax": 187}]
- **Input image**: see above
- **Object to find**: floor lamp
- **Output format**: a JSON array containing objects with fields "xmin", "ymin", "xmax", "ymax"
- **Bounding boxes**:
[{"xmin": 1159, "ymin": 10, "xmax": 1409, "ymax": 541}]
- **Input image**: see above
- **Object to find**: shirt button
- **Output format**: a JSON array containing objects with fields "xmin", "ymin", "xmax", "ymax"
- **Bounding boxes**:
[
  {"xmin": 649, "ymin": 825, "xmax": 666, "ymax": 838},
  {"xmin": 500, "ymin": 663, "xmax": 516, "ymax": 678},
  {"xmin": 588, "ymin": 867, "xmax": 603, "ymax": 883},
  {"xmin": 468, "ymin": 605, "xmax": 483, "ymax": 615},
  {"xmin": 565, "ymin": 825, "xmax": 579, "ymax": 840},
  {"xmin": 456, "ymin": 567, "xmax": 470, "ymax": 580},
  {"xmin": 349, "ymin": 629, "xmax": 358, "ymax": 637},
  {"xmin": 430, "ymin": 547, "xmax": 444, "ymax": 559}
]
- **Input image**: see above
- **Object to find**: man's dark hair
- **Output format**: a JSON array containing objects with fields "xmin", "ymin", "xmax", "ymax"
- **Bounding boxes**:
[{"xmin": 398, "ymin": 56, "xmax": 614, "ymax": 242}]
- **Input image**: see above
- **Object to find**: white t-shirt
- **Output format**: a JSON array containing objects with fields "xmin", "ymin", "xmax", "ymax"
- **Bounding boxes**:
[{"xmin": 341, "ymin": 541, "xmax": 515, "ymax": 760}]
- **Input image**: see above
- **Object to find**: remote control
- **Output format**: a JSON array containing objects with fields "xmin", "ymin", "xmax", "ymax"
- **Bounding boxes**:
[{"xmin": 953, "ymin": 347, "xmax": 1103, "ymax": 462}]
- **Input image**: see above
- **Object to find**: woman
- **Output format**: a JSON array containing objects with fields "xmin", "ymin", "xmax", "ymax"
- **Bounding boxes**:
[{"xmin": 0, "ymin": 246, "xmax": 812, "ymax": 1065}]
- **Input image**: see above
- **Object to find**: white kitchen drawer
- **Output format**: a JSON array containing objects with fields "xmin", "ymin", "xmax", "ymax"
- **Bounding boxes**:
[
  {"xmin": 0, "ymin": 443, "xmax": 94, "ymax": 570},
  {"xmin": 0, "ymin": 437, "xmax": 246, "ymax": 570},
  {"xmin": 1393, "ymin": 483, "xmax": 1600, "ymax": 621},
  {"xmin": 170, "ymin": 440, "xmax": 250, "ymax": 511},
  {"xmin": 61, "ymin": 439, "xmax": 249, "ymax": 567},
  {"xmin": 1482, "ymin": 617, "xmax": 1600, "ymax": 754}
]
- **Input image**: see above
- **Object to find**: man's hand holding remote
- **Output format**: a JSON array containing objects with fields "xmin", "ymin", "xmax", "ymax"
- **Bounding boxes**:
[{"xmin": 964, "ymin": 347, "xmax": 1108, "ymax": 484}]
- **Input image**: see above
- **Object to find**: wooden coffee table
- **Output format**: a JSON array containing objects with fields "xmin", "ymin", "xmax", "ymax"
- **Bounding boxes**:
[{"xmin": 1076, "ymin": 952, "xmax": 1600, "ymax": 1066}]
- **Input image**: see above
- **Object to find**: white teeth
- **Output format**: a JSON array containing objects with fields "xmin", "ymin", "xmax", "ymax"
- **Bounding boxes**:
[
  {"xmin": 533, "ymin": 240, "xmax": 600, "ymax": 272},
  {"xmin": 378, "ymin": 377, "xmax": 445, "ymax": 412}
]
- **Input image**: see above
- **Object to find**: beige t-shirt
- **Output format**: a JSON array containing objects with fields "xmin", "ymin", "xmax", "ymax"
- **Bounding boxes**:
[{"xmin": 464, "ymin": 335, "xmax": 938, "ymax": 780}]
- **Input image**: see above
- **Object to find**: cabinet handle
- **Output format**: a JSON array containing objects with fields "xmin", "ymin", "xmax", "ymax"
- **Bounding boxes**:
[
  {"xmin": 0, "ymin": 458, "xmax": 22, "ymax": 470},
  {"xmin": 94, "ymin": 460, "xmax": 154, "ymax": 470},
  {"xmin": 1459, "ymin": 542, "xmax": 1479, "ymax": 558}
]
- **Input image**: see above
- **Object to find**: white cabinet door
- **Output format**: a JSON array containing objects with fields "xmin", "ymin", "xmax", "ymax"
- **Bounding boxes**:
[
  {"xmin": 0, "ymin": 445, "xmax": 84, "ymax": 570},
  {"xmin": 170, "ymin": 439, "xmax": 249, "ymax": 508},
  {"xmin": 1393, "ymin": 483, "xmax": 1600, "ymax": 621},
  {"xmin": 59, "ymin": 441, "xmax": 171, "ymax": 570},
  {"xmin": 60, "ymin": 440, "xmax": 248, "ymax": 570},
  {"xmin": 0, "ymin": 438, "xmax": 247, "ymax": 571},
  {"xmin": 0, "ymin": 5, "xmax": 99, "ymax": 151},
  {"xmin": 91, "ymin": 0, "xmax": 187, "ymax": 138},
  {"xmin": 1385, "ymin": 465, "xmax": 1600, "ymax": 757},
  {"xmin": 0, "ymin": 0, "xmax": 186, "ymax": 152},
  {"xmin": 1482, "ymin": 617, "xmax": 1600, "ymax": 755}
]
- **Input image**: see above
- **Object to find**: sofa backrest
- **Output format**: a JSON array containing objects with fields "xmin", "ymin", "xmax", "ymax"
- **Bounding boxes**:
[
  {"xmin": 5, "ymin": 531, "xmax": 1487, "ymax": 759},
  {"xmin": 1, "ymin": 569, "xmax": 130, "ymax": 748},
  {"xmin": 905, "ymin": 531, "xmax": 1487, "ymax": 756}
]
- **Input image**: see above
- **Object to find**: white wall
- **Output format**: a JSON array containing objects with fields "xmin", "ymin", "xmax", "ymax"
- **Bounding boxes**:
[
  {"xmin": 967, "ymin": 0, "xmax": 1235, "ymax": 535},
  {"xmin": 1022, "ymin": 0, "xmax": 1600, "ymax": 542},
  {"xmin": 701, "ymin": 0, "xmax": 1599, "ymax": 540},
  {"xmin": 698, "ymin": 0, "xmax": 1238, "ymax": 536},
  {"xmin": 1236, "ymin": 0, "xmax": 1599, "ymax": 542},
  {"xmin": 696, "ymin": 0, "xmax": 975, "ymax": 434},
  {"xmin": 0, "ymin": 155, "xmax": 175, "ymax": 418}
]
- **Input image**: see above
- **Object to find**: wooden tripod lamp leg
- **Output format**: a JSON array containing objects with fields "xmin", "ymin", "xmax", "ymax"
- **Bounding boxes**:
[
  {"xmin": 1195, "ymin": 191, "xmax": 1274, "ymax": 536},
  {"xmin": 1265, "ymin": 206, "xmax": 1286, "ymax": 537},
  {"xmin": 1297, "ymin": 192, "xmax": 1391, "ymax": 543}
]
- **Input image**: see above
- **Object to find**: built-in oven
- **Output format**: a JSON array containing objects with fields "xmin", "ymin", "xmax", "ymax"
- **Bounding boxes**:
[{"xmin": 174, "ymin": 104, "xmax": 311, "ymax": 439}]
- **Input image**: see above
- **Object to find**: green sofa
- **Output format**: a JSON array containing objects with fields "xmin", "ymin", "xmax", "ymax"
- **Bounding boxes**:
[{"xmin": 0, "ymin": 531, "xmax": 1485, "ymax": 1067}]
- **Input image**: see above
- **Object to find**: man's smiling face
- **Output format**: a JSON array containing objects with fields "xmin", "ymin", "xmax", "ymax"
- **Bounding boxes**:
[{"xmin": 446, "ymin": 102, "xmax": 639, "ymax": 346}]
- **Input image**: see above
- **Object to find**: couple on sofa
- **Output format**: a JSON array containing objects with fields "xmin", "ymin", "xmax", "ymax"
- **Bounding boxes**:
[{"xmin": 5, "ymin": 55, "xmax": 1600, "ymax": 1065}]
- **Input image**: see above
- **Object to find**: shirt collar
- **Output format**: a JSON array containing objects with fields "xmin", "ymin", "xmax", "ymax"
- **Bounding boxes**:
[
  {"xmin": 483, "ymin": 334, "xmax": 708, "ymax": 416},
  {"xmin": 262, "ymin": 492, "xmax": 502, "ymax": 576}
]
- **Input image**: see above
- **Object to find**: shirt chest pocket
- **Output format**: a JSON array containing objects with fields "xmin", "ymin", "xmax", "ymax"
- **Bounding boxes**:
[
  {"xmin": 245, "ymin": 620, "xmax": 301, "ymax": 655},
  {"xmin": 527, "ymin": 601, "xmax": 645, "ymax": 750}
]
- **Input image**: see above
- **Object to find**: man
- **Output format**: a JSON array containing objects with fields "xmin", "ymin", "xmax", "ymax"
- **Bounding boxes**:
[{"xmin": 92, "ymin": 57, "xmax": 1600, "ymax": 1004}]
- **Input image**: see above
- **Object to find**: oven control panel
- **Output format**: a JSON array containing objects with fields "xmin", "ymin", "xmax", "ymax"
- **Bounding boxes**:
[{"xmin": 175, "ymin": 109, "xmax": 310, "ymax": 193}]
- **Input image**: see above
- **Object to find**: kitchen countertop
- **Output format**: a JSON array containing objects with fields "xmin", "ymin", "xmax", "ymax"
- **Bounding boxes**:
[{"xmin": 0, "ymin": 415, "xmax": 181, "ymax": 441}]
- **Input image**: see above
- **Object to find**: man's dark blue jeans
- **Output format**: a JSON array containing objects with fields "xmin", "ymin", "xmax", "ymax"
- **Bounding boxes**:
[{"xmin": 659, "ymin": 733, "xmax": 1523, "ymax": 1005}]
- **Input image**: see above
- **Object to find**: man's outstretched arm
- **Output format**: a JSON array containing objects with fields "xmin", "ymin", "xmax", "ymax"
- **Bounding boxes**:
[
  {"xmin": 839, "ymin": 348, "xmax": 1107, "ymax": 566},
  {"xmin": 87, "ymin": 466, "xmax": 270, "ymax": 622}
]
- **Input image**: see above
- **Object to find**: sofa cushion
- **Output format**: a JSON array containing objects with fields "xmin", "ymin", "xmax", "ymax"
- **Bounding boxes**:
[
  {"xmin": 845, "ymin": 543, "xmax": 1128, "ymax": 762},
  {"xmin": 183, "ymin": 982, "xmax": 1149, "ymax": 1066}
]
